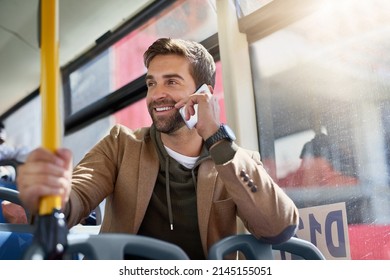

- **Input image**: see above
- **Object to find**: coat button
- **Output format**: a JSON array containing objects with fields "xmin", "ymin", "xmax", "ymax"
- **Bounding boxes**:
[
  {"xmin": 251, "ymin": 185, "xmax": 258, "ymax": 193},
  {"xmin": 240, "ymin": 169, "xmax": 250, "ymax": 182}
]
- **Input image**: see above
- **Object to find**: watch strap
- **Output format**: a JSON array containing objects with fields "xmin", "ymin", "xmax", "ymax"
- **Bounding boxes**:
[{"xmin": 205, "ymin": 125, "xmax": 231, "ymax": 150}]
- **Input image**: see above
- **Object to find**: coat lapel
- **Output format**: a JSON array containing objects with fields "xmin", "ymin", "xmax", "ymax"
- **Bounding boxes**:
[
  {"xmin": 133, "ymin": 140, "xmax": 159, "ymax": 232},
  {"xmin": 196, "ymin": 159, "xmax": 218, "ymax": 254}
]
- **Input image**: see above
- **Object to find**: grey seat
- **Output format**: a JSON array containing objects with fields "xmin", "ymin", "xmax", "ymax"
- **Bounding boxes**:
[
  {"xmin": 208, "ymin": 234, "xmax": 325, "ymax": 260},
  {"xmin": 24, "ymin": 233, "xmax": 190, "ymax": 260},
  {"xmin": 0, "ymin": 185, "xmax": 32, "ymax": 223},
  {"xmin": 272, "ymin": 236, "xmax": 325, "ymax": 260},
  {"xmin": 0, "ymin": 186, "xmax": 35, "ymax": 259},
  {"xmin": 0, "ymin": 187, "xmax": 188, "ymax": 260},
  {"xmin": 63, "ymin": 233, "xmax": 190, "ymax": 260},
  {"xmin": 0, "ymin": 186, "xmax": 23, "ymax": 206}
]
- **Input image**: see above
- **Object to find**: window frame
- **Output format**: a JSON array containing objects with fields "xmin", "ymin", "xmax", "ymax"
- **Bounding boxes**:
[{"xmin": 61, "ymin": 0, "xmax": 176, "ymax": 134}]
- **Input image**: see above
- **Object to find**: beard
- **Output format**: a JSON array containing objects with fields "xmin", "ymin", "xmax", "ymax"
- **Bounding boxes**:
[{"xmin": 148, "ymin": 102, "xmax": 186, "ymax": 134}]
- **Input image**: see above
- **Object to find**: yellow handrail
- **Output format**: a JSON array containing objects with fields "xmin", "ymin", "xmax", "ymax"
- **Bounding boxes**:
[{"xmin": 39, "ymin": 0, "xmax": 61, "ymax": 215}]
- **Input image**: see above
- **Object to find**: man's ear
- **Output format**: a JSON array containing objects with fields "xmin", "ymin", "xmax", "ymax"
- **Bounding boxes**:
[{"xmin": 207, "ymin": 85, "xmax": 214, "ymax": 95}]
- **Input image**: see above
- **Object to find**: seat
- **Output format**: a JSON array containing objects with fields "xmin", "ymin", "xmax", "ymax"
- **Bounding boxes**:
[
  {"xmin": 0, "ymin": 186, "xmax": 34, "ymax": 259},
  {"xmin": 208, "ymin": 234, "xmax": 325, "ymax": 260},
  {"xmin": 0, "ymin": 185, "xmax": 22, "ymax": 205},
  {"xmin": 0, "ymin": 223, "xmax": 35, "ymax": 260},
  {"xmin": 0, "ymin": 185, "xmax": 30, "ymax": 223},
  {"xmin": 66, "ymin": 233, "xmax": 190, "ymax": 260},
  {"xmin": 272, "ymin": 236, "xmax": 326, "ymax": 260},
  {"xmin": 24, "ymin": 233, "xmax": 190, "ymax": 260}
]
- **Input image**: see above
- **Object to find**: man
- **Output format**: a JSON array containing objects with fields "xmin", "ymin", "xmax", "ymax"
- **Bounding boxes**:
[
  {"xmin": 0, "ymin": 122, "xmax": 29, "ymax": 164},
  {"xmin": 1, "ymin": 122, "xmax": 29, "ymax": 223},
  {"xmin": 1, "ymin": 121, "xmax": 29, "ymax": 182},
  {"xmin": 17, "ymin": 38, "xmax": 299, "ymax": 259}
]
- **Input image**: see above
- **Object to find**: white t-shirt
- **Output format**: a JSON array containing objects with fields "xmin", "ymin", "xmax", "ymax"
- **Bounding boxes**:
[{"xmin": 164, "ymin": 145, "xmax": 199, "ymax": 169}]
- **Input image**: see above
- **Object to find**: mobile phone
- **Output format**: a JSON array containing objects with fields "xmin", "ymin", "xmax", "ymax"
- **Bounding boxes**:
[{"xmin": 179, "ymin": 84, "xmax": 210, "ymax": 129}]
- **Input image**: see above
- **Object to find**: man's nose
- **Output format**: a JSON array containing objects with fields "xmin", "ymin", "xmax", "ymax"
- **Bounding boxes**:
[{"xmin": 150, "ymin": 85, "xmax": 168, "ymax": 100}]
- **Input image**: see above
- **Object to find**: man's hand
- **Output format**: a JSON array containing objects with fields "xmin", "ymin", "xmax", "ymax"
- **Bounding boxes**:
[
  {"xmin": 175, "ymin": 85, "xmax": 220, "ymax": 140},
  {"xmin": 16, "ymin": 147, "xmax": 73, "ymax": 214}
]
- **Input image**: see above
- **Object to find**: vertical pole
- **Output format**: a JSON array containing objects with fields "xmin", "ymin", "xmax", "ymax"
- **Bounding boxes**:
[
  {"xmin": 39, "ymin": 0, "xmax": 61, "ymax": 215},
  {"xmin": 23, "ymin": 0, "xmax": 68, "ymax": 260}
]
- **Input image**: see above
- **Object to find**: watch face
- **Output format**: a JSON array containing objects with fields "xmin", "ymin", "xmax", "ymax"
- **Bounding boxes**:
[
  {"xmin": 205, "ymin": 124, "xmax": 237, "ymax": 150},
  {"xmin": 223, "ymin": 125, "xmax": 236, "ymax": 141}
]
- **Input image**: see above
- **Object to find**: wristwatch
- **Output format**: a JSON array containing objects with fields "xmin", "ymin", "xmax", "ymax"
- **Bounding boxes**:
[{"xmin": 205, "ymin": 124, "xmax": 236, "ymax": 150}]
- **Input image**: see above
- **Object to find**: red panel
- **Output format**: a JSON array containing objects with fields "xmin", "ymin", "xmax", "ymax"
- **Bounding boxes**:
[{"xmin": 348, "ymin": 224, "xmax": 390, "ymax": 260}]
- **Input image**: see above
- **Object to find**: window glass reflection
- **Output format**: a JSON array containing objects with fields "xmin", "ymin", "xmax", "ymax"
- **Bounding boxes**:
[
  {"xmin": 68, "ymin": 0, "xmax": 217, "ymax": 115},
  {"xmin": 249, "ymin": 0, "xmax": 390, "ymax": 259}
]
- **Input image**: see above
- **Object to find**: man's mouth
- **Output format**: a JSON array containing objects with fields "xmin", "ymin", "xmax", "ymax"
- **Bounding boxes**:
[{"xmin": 155, "ymin": 106, "xmax": 174, "ymax": 112}]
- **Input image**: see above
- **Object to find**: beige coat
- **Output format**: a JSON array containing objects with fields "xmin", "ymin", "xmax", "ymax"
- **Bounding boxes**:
[{"xmin": 66, "ymin": 125, "xmax": 299, "ymax": 257}]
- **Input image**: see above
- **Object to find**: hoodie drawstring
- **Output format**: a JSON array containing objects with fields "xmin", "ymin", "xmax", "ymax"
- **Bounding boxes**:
[
  {"xmin": 162, "ymin": 144, "xmax": 209, "ymax": 232},
  {"xmin": 165, "ymin": 157, "xmax": 174, "ymax": 230}
]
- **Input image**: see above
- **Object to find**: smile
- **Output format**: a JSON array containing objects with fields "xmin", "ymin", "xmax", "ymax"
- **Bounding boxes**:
[{"xmin": 155, "ymin": 106, "xmax": 174, "ymax": 112}]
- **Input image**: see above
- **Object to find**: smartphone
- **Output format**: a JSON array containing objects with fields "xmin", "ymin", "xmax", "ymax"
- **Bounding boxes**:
[{"xmin": 179, "ymin": 84, "xmax": 210, "ymax": 129}]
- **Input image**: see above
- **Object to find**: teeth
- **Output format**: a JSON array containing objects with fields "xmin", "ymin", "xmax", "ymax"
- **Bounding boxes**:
[{"xmin": 155, "ymin": 106, "xmax": 173, "ymax": 112}]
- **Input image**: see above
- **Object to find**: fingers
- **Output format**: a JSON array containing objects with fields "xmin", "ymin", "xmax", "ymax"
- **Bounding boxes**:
[
  {"xmin": 16, "ymin": 147, "xmax": 73, "ymax": 214},
  {"xmin": 57, "ymin": 148, "xmax": 73, "ymax": 169},
  {"xmin": 174, "ymin": 86, "xmax": 220, "ymax": 138},
  {"xmin": 57, "ymin": 148, "xmax": 73, "ymax": 208},
  {"xmin": 175, "ymin": 87, "xmax": 214, "ymax": 118}
]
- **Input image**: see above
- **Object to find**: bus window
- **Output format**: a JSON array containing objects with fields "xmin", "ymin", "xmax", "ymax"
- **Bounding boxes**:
[
  {"xmin": 65, "ymin": 0, "xmax": 218, "ymax": 116},
  {"xmin": 244, "ymin": 0, "xmax": 390, "ymax": 259}
]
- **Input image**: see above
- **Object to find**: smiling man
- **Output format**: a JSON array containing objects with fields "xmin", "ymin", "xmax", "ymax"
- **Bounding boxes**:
[{"xmin": 17, "ymin": 38, "xmax": 299, "ymax": 259}]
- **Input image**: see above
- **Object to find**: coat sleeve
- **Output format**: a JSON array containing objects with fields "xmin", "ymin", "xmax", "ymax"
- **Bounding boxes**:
[
  {"xmin": 65, "ymin": 125, "xmax": 123, "ymax": 227},
  {"xmin": 212, "ymin": 141, "xmax": 299, "ymax": 243}
]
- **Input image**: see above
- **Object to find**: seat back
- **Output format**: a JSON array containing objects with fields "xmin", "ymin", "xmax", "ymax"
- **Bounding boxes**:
[
  {"xmin": 0, "ymin": 223, "xmax": 35, "ymax": 259},
  {"xmin": 273, "ymin": 236, "xmax": 325, "ymax": 260},
  {"xmin": 0, "ymin": 186, "xmax": 30, "ymax": 223},
  {"xmin": 208, "ymin": 234, "xmax": 325, "ymax": 260},
  {"xmin": 208, "ymin": 234, "xmax": 274, "ymax": 260},
  {"xmin": 24, "ymin": 233, "xmax": 190, "ymax": 260},
  {"xmin": 0, "ymin": 186, "xmax": 35, "ymax": 259},
  {"xmin": 0, "ymin": 184, "xmax": 19, "ymax": 222},
  {"xmin": 0, "ymin": 185, "xmax": 21, "ymax": 204}
]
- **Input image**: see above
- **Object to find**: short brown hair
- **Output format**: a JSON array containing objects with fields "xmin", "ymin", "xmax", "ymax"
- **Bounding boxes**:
[{"xmin": 143, "ymin": 38, "xmax": 216, "ymax": 87}]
